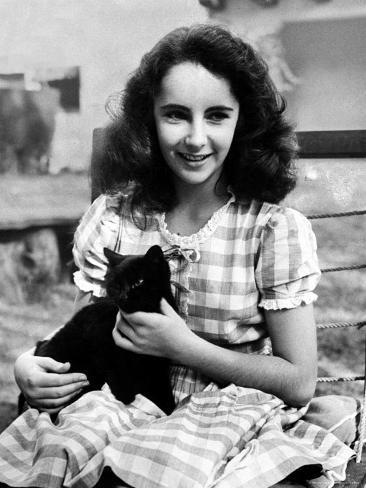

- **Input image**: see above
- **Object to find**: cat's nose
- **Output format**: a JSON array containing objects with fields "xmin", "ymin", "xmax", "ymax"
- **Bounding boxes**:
[{"xmin": 118, "ymin": 292, "xmax": 128, "ymax": 304}]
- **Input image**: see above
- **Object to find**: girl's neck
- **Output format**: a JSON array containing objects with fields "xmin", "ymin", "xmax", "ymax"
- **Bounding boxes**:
[
  {"xmin": 173, "ymin": 176, "xmax": 228, "ymax": 213},
  {"xmin": 165, "ymin": 179, "xmax": 231, "ymax": 237}
]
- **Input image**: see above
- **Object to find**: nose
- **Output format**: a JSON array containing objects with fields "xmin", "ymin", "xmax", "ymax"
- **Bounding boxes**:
[{"xmin": 184, "ymin": 119, "xmax": 207, "ymax": 149}]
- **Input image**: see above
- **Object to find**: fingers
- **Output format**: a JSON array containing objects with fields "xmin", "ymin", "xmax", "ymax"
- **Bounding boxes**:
[
  {"xmin": 21, "ymin": 358, "xmax": 89, "ymax": 404},
  {"xmin": 36, "ymin": 356, "xmax": 72, "ymax": 373},
  {"xmin": 33, "ymin": 376, "xmax": 89, "ymax": 398},
  {"xmin": 24, "ymin": 374, "xmax": 89, "ymax": 410},
  {"xmin": 121, "ymin": 300, "xmax": 177, "ymax": 323},
  {"xmin": 31, "ymin": 371, "xmax": 89, "ymax": 388},
  {"xmin": 35, "ymin": 382, "xmax": 86, "ymax": 401},
  {"xmin": 25, "ymin": 377, "xmax": 90, "ymax": 412},
  {"xmin": 159, "ymin": 298, "xmax": 176, "ymax": 316},
  {"xmin": 120, "ymin": 304, "xmax": 162, "ymax": 322},
  {"xmin": 115, "ymin": 312, "xmax": 140, "ymax": 342},
  {"xmin": 15, "ymin": 352, "xmax": 92, "ymax": 414},
  {"xmin": 112, "ymin": 325, "xmax": 138, "ymax": 352},
  {"xmin": 28, "ymin": 387, "xmax": 86, "ymax": 412}
]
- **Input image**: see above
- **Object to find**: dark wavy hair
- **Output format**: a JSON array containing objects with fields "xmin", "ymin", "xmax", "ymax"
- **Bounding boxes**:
[{"xmin": 98, "ymin": 24, "xmax": 297, "ymax": 215}]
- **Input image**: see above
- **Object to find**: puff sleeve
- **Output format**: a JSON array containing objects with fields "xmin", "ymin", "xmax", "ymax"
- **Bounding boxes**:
[
  {"xmin": 72, "ymin": 194, "xmax": 122, "ymax": 297},
  {"xmin": 255, "ymin": 207, "xmax": 321, "ymax": 310}
]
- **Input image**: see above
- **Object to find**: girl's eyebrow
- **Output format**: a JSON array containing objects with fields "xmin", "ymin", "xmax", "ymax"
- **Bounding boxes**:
[
  {"xmin": 159, "ymin": 104, "xmax": 188, "ymax": 111},
  {"xmin": 206, "ymin": 105, "xmax": 235, "ymax": 112},
  {"xmin": 159, "ymin": 104, "xmax": 235, "ymax": 111}
]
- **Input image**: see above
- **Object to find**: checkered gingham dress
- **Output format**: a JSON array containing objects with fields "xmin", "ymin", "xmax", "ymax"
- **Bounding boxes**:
[{"xmin": 0, "ymin": 193, "xmax": 355, "ymax": 488}]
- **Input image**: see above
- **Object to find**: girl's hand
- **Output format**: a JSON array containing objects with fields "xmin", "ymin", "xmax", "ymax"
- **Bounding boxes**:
[
  {"xmin": 112, "ymin": 299, "xmax": 197, "ymax": 360},
  {"xmin": 14, "ymin": 352, "xmax": 90, "ymax": 414}
]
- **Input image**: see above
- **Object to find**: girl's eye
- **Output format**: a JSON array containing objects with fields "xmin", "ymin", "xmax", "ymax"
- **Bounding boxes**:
[
  {"xmin": 164, "ymin": 110, "xmax": 187, "ymax": 121},
  {"xmin": 207, "ymin": 111, "xmax": 229, "ymax": 122}
]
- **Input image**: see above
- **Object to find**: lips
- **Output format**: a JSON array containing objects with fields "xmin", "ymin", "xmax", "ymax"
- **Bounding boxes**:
[{"xmin": 178, "ymin": 152, "xmax": 212, "ymax": 162}]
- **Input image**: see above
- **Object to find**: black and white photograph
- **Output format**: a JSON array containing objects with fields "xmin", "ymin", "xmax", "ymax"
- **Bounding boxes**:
[{"xmin": 0, "ymin": 1, "xmax": 365, "ymax": 486}]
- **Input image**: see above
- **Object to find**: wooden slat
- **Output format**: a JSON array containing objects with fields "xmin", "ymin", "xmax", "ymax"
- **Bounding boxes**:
[
  {"xmin": 0, "ymin": 174, "xmax": 90, "ymax": 230},
  {"xmin": 297, "ymin": 130, "xmax": 366, "ymax": 158}
]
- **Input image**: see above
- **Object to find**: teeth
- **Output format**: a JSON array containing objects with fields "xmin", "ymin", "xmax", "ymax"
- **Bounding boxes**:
[{"xmin": 180, "ymin": 153, "xmax": 209, "ymax": 162}]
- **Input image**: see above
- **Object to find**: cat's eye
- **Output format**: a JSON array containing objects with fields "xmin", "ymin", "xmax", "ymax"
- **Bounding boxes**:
[{"xmin": 131, "ymin": 278, "xmax": 144, "ymax": 290}]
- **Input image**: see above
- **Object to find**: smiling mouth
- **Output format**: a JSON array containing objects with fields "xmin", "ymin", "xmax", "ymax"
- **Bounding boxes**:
[{"xmin": 178, "ymin": 152, "xmax": 212, "ymax": 162}]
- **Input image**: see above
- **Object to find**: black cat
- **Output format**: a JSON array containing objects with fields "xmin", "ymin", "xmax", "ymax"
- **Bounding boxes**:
[{"xmin": 33, "ymin": 245, "xmax": 176, "ymax": 415}]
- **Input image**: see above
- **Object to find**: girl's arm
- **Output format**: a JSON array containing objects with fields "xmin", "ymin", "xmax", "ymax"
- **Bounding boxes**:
[
  {"xmin": 113, "ymin": 300, "xmax": 317, "ymax": 407},
  {"xmin": 14, "ymin": 290, "xmax": 92, "ymax": 413},
  {"xmin": 175, "ymin": 304, "xmax": 317, "ymax": 407}
]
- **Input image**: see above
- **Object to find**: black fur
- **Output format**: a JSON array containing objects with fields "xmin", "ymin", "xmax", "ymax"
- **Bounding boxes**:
[{"xmin": 34, "ymin": 245, "xmax": 176, "ymax": 415}]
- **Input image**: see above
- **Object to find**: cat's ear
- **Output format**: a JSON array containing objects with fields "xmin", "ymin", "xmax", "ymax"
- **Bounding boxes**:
[
  {"xmin": 145, "ymin": 245, "xmax": 164, "ymax": 263},
  {"xmin": 104, "ymin": 248, "xmax": 126, "ymax": 266}
]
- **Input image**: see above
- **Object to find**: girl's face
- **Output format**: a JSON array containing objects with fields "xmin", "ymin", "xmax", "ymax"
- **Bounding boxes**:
[{"xmin": 153, "ymin": 62, "xmax": 239, "ymax": 192}]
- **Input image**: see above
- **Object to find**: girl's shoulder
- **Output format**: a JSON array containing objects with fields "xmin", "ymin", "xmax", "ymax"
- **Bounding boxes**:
[
  {"xmin": 85, "ymin": 188, "xmax": 157, "ymax": 234},
  {"xmin": 257, "ymin": 200, "xmax": 310, "ymax": 227},
  {"xmin": 233, "ymin": 197, "xmax": 311, "ymax": 231},
  {"xmin": 75, "ymin": 191, "xmax": 133, "ymax": 247},
  {"xmin": 243, "ymin": 201, "xmax": 317, "ymax": 259}
]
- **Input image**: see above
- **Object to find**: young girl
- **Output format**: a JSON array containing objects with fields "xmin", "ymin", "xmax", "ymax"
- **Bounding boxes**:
[{"xmin": 2, "ymin": 24, "xmax": 358, "ymax": 488}]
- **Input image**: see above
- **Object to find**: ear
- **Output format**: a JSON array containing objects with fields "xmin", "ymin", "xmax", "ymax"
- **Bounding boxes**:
[
  {"xmin": 145, "ymin": 245, "xmax": 164, "ymax": 262},
  {"xmin": 103, "ymin": 247, "xmax": 126, "ymax": 266}
]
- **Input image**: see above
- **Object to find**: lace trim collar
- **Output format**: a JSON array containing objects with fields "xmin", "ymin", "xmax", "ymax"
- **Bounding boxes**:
[{"xmin": 158, "ymin": 191, "xmax": 236, "ymax": 248}]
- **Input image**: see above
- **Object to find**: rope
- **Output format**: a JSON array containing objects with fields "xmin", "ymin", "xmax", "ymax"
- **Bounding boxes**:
[
  {"xmin": 307, "ymin": 209, "xmax": 366, "ymax": 219},
  {"xmin": 317, "ymin": 376, "xmax": 365, "ymax": 383},
  {"xmin": 321, "ymin": 263, "xmax": 366, "ymax": 273},
  {"xmin": 317, "ymin": 320, "xmax": 366, "ymax": 330},
  {"xmin": 306, "ymin": 209, "xmax": 366, "ymax": 273}
]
